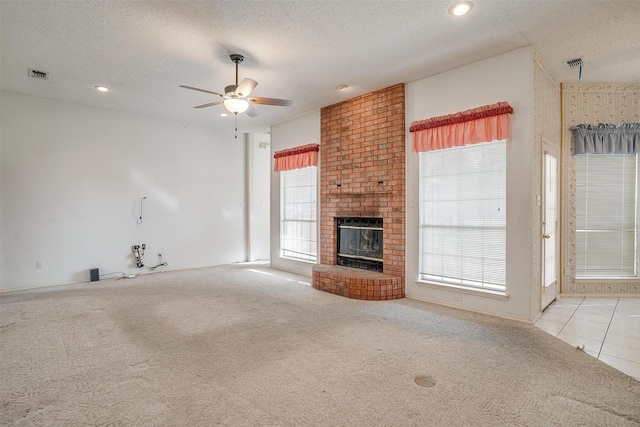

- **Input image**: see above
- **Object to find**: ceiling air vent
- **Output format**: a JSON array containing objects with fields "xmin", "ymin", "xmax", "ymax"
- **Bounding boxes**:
[
  {"xmin": 564, "ymin": 58, "xmax": 583, "ymax": 70},
  {"xmin": 28, "ymin": 68, "xmax": 48, "ymax": 80}
]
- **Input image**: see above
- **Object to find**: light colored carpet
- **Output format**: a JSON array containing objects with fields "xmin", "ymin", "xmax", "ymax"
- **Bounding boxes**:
[{"xmin": 1, "ymin": 263, "xmax": 639, "ymax": 426}]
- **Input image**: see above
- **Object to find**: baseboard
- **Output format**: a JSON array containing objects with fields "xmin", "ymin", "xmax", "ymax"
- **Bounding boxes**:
[
  {"xmin": 0, "ymin": 264, "xmax": 220, "ymax": 294},
  {"xmin": 406, "ymin": 295, "xmax": 532, "ymax": 324},
  {"xmin": 0, "ymin": 278, "xmax": 85, "ymax": 294},
  {"xmin": 559, "ymin": 293, "xmax": 640, "ymax": 299}
]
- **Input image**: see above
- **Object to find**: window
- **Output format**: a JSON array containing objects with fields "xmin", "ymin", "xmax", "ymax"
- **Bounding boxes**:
[
  {"xmin": 419, "ymin": 140, "xmax": 506, "ymax": 292},
  {"xmin": 575, "ymin": 154, "xmax": 638, "ymax": 277},
  {"xmin": 280, "ymin": 166, "xmax": 317, "ymax": 261}
]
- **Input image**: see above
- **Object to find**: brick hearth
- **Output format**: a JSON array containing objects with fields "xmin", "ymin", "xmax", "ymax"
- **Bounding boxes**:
[
  {"xmin": 312, "ymin": 265, "xmax": 403, "ymax": 300},
  {"xmin": 313, "ymin": 84, "xmax": 405, "ymax": 300}
]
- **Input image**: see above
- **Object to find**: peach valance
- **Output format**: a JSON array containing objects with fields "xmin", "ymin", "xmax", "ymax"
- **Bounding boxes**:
[
  {"xmin": 410, "ymin": 102, "xmax": 513, "ymax": 153},
  {"xmin": 273, "ymin": 143, "xmax": 319, "ymax": 172}
]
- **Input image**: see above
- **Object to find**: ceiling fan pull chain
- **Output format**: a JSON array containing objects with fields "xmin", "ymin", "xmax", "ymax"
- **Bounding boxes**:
[{"xmin": 235, "ymin": 113, "xmax": 238, "ymax": 139}]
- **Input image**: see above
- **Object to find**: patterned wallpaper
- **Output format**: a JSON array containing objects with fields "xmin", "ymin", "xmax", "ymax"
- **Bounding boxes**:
[
  {"xmin": 562, "ymin": 83, "xmax": 640, "ymax": 295},
  {"xmin": 533, "ymin": 52, "xmax": 560, "ymax": 314}
]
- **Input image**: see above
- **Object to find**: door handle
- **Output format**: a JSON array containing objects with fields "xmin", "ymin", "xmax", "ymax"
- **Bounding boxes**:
[{"xmin": 542, "ymin": 234, "xmax": 550, "ymax": 239}]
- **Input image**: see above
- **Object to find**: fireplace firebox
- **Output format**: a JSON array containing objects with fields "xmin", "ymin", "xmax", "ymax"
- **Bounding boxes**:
[{"xmin": 337, "ymin": 217, "xmax": 383, "ymax": 272}]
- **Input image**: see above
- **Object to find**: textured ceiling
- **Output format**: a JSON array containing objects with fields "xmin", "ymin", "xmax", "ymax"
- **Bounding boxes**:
[{"xmin": 1, "ymin": 1, "xmax": 639, "ymax": 133}]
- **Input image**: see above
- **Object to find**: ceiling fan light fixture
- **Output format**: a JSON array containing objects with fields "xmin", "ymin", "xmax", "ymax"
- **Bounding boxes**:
[
  {"xmin": 449, "ymin": 1, "xmax": 473, "ymax": 16},
  {"xmin": 224, "ymin": 98, "xmax": 250, "ymax": 114}
]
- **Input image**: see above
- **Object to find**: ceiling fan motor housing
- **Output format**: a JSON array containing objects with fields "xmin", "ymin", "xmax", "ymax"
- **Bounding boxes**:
[{"xmin": 230, "ymin": 54, "xmax": 244, "ymax": 63}]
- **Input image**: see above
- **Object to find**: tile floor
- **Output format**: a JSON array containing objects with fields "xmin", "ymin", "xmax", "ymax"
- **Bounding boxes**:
[{"xmin": 535, "ymin": 297, "xmax": 640, "ymax": 380}]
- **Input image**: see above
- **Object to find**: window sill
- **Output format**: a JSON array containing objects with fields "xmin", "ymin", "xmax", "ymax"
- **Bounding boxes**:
[
  {"xmin": 279, "ymin": 256, "xmax": 318, "ymax": 265},
  {"xmin": 416, "ymin": 280, "xmax": 510, "ymax": 300},
  {"xmin": 575, "ymin": 277, "xmax": 640, "ymax": 283}
]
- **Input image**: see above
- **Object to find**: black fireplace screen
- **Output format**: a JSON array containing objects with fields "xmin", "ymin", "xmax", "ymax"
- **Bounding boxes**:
[{"xmin": 337, "ymin": 217, "xmax": 383, "ymax": 272}]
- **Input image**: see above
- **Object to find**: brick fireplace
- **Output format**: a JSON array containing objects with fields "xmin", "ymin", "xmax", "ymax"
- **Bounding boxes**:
[{"xmin": 312, "ymin": 84, "xmax": 405, "ymax": 300}]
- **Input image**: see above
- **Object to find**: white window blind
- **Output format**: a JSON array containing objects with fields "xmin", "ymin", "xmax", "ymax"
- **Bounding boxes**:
[
  {"xmin": 419, "ymin": 140, "xmax": 506, "ymax": 292},
  {"xmin": 575, "ymin": 154, "xmax": 638, "ymax": 277},
  {"xmin": 280, "ymin": 166, "xmax": 317, "ymax": 262}
]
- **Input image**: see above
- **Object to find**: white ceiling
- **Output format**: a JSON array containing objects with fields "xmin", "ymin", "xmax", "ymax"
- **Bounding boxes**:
[{"xmin": 2, "ymin": 1, "xmax": 639, "ymax": 134}]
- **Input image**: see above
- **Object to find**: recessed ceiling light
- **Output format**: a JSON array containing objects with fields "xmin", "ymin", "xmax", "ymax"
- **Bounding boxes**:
[
  {"xmin": 94, "ymin": 85, "xmax": 110, "ymax": 92},
  {"xmin": 449, "ymin": 1, "xmax": 473, "ymax": 16},
  {"xmin": 219, "ymin": 112, "xmax": 229, "ymax": 117},
  {"xmin": 336, "ymin": 84, "xmax": 349, "ymax": 91}
]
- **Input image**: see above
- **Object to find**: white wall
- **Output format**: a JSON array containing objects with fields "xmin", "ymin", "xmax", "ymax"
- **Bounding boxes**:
[
  {"xmin": 0, "ymin": 91, "xmax": 246, "ymax": 291},
  {"xmin": 270, "ymin": 111, "xmax": 321, "ymax": 277},
  {"xmin": 246, "ymin": 133, "xmax": 271, "ymax": 261},
  {"xmin": 406, "ymin": 47, "xmax": 535, "ymax": 322}
]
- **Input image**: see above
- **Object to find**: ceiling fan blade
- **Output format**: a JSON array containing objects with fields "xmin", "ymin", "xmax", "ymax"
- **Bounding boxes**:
[
  {"xmin": 180, "ymin": 85, "xmax": 224, "ymax": 97},
  {"xmin": 248, "ymin": 97, "xmax": 293, "ymax": 107},
  {"xmin": 194, "ymin": 100, "xmax": 224, "ymax": 109},
  {"xmin": 236, "ymin": 78, "xmax": 258, "ymax": 97},
  {"xmin": 245, "ymin": 104, "xmax": 258, "ymax": 118}
]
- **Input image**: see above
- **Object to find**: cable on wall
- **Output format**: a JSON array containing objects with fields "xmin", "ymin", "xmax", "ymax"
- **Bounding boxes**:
[
  {"xmin": 137, "ymin": 196, "xmax": 147, "ymax": 224},
  {"xmin": 131, "ymin": 196, "xmax": 167, "ymax": 272},
  {"xmin": 100, "ymin": 272, "xmax": 126, "ymax": 279},
  {"xmin": 147, "ymin": 253, "xmax": 168, "ymax": 271}
]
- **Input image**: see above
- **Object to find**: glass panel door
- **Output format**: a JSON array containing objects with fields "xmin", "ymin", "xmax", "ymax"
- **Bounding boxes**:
[{"xmin": 542, "ymin": 144, "xmax": 559, "ymax": 310}]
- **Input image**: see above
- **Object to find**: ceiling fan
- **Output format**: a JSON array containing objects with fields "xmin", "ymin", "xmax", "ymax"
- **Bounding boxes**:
[{"xmin": 180, "ymin": 54, "xmax": 292, "ymax": 117}]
